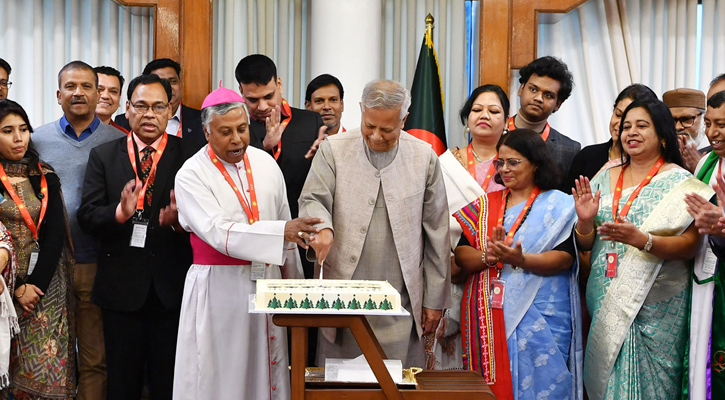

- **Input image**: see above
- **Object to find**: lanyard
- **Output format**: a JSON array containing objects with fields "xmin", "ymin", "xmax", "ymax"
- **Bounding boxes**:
[
  {"xmin": 207, "ymin": 145, "xmax": 259, "ymax": 224},
  {"xmin": 498, "ymin": 187, "xmax": 540, "ymax": 243},
  {"xmin": 272, "ymin": 99, "xmax": 293, "ymax": 161},
  {"xmin": 612, "ymin": 156, "xmax": 664, "ymax": 221},
  {"xmin": 0, "ymin": 163, "xmax": 48, "ymax": 240},
  {"xmin": 507, "ymin": 116, "xmax": 551, "ymax": 141},
  {"xmin": 467, "ymin": 144, "xmax": 497, "ymax": 189},
  {"xmin": 126, "ymin": 133, "xmax": 169, "ymax": 211}
]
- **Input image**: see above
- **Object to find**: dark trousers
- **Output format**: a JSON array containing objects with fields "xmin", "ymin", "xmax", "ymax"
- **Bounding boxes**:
[{"xmin": 102, "ymin": 285, "xmax": 180, "ymax": 400}]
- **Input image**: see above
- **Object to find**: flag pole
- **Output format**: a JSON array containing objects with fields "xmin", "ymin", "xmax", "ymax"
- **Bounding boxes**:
[{"xmin": 425, "ymin": 14, "xmax": 434, "ymax": 40}]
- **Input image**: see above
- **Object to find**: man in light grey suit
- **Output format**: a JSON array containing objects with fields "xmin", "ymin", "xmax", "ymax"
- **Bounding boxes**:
[{"xmin": 299, "ymin": 79, "xmax": 450, "ymax": 368}]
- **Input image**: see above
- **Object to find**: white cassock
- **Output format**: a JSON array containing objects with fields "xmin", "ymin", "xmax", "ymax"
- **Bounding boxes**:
[{"xmin": 172, "ymin": 145, "xmax": 303, "ymax": 400}]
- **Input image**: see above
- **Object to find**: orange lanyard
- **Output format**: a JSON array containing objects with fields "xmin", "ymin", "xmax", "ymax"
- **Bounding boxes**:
[
  {"xmin": 0, "ymin": 163, "xmax": 48, "ymax": 240},
  {"xmin": 467, "ymin": 144, "xmax": 497, "ymax": 189},
  {"xmin": 498, "ymin": 187, "xmax": 540, "ymax": 243},
  {"xmin": 272, "ymin": 99, "xmax": 293, "ymax": 161},
  {"xmin": 612, "ymin": 157, "xmax": 664, "ymax": 221},
  {"xmin": 207, "ymin": 146, "xmax": 259, "ymax": 224},
  {"xmin": 126, "ymin": 133, "xmax": 169, "ymax": 211},
  {"xmin": 507, "ymin": 116, "xmax": 551, "ymax": 141}
]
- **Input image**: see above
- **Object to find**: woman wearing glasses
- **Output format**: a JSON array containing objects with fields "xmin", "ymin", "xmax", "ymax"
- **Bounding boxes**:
[
  {"xmin": 573, "ymin": 98, "xmax": 712, "ymax": 399},
  {"xmin": 0, "ymin": 99, "xmax": 74, "ymax": 399},
  {"xmin": 435, "ymin": 85, "xmax": 509, "ymax": 369},
  {"xmin": 453, "ymin": 129, "xmax": 581, "ymax": 400}
]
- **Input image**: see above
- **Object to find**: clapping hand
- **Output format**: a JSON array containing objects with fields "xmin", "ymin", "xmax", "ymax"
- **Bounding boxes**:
[
  {"xmin": 486, "ymin": 226, "xmax": 525, "ymax": 266},
  {"xmin": 304, "ymin": 125, "xmax": 328, "ymax": 159},
  {"xmin": 684, "ymin": 192, "xmax": 724, "ymax": 236},
  {"xmin": 573, "ymin": 176, "xmax": 600, "ymax": 221},
  {"xmin": 262, "ymin": 106, "xmax": 285, "ymax": 151}
]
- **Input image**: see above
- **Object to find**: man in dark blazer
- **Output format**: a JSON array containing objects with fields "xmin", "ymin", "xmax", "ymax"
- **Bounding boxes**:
[
  {"xmin": 509, "ymin": 56, "xmax": 581, "ymax": 192},
  {"xmin": 78, "ymin": 73, "xmax": 195, "ymax": 400},
  {"xmin": 235, "ymin": 54, "xmax": 325, "ymax": 273},
  {"xmin": 114, "ymin": 58, "xmax": 206, "ymax": 150}
]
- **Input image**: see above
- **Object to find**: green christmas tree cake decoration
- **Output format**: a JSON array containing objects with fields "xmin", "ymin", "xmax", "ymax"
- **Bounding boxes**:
[
  {"xmin": 267, "ymin": 293, "xmax": 282, "ymax": 309},
  {"xmin": 378, "ymin": 295, "xmax": 393, "ymax": 310},
  {"xmin": 363, "ymin": 295, "xmax": 377, "ymax": 310},
  {"xmin": 332, "ymin": 294, "xmax": 346, "ymax": 310},
  {"xmin": 316, "ymin": 294, "xmax": 330, "ymax": 309},
  {"xmin": 347, "ymin": 294, "xmax": 361, "ymax": 310},
  {"xmin": 283, "ymin": 295, "xmax": 298, "ymax": 309},
  {"xmin": 300, "ymin": 294, "xmax": 313, "ymax": 309}
]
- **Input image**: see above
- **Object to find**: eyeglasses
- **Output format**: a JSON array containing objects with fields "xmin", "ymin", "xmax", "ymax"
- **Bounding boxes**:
[
  {"xmin": 493, "ymin": 158, "xmax": 526, "ymax": 170},
  {"xmin": 673, "ymin": 113, "xmax": 702, "ymax": 128},
  {"xmin": 0, "ymin": 80, "xmax": 11, "ymax": 89},
  {"xmin": 131, "ymin": 102, "xmax": 169, "ymax": 115}
]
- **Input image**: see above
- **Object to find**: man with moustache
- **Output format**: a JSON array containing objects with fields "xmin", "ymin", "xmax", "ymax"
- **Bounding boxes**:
[
  {"xmin": 95, "ymin": 66, "xmax": 128, "ymax": 134},
  {"xmin": 0, "ymin": 58, "xmax": 11, "ymax": 100},
  {"xmin": 684, "ymin": 90, "xmax": 725, "ymax": 399},
  {"xmin": 172, "ymin": 86, "xmax": 321, "ymax": 400},
  {"xmin": 508, "ymin": 56, "xmax": 580, "ymax": 191},
  {"xmin": 305, "ymin": 74, "xmax": 345, "ymax": 135},
  {"xmin": 77, "ymin": 73, "xmax": 195, "ymax": 400},
  {"xmin": 663, "ymin": 88, "xmax": 709, "ymax": 173},
  {"xmin": 32, "ymin": 60, "xmax": 124, "ymax": 400},
  {"xmin": 115, "ymin": 58, "xmax": 205, "ymax": 149},
  {"xmin": 235, "ymin": 54, "xmax": 326, "ymax": 278}
]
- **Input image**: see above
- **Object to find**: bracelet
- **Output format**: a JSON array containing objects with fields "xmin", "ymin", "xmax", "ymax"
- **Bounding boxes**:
[
  {"xmin": 575, "ymin": 225, "xmax": 595, "ymax": 237},
  {"xmin": 14, "ymin": 283, "xmax": 26, "ymax": 299},
  {"xmin": 514, "ymin": 253, "xmax": 526, "ymax": 269}
]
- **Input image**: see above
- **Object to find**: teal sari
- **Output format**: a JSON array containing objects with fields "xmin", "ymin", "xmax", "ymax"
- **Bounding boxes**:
[{"xmin": 584, "ymin": 168, "xmax": 713, "ymax": 400}]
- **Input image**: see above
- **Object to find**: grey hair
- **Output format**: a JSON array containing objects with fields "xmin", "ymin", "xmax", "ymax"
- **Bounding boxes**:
[
  {"xmin": 201, "ymin": 102, "xmax": 249, "ymax": 129},
  {"xmin": 360, "ymin": 79, "xmax": 411, "ymax": 121}
]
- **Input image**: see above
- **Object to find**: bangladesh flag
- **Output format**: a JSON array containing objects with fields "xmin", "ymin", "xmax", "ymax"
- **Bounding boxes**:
[{"xmin": 404, "ymin": 30, "xmax": 447, "ymax": 155}]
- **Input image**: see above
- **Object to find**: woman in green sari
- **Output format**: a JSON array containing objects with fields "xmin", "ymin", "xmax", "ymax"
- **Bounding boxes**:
[{"xmin": 573, "ymin": 98, "xmax": 713, "ymax": 399}]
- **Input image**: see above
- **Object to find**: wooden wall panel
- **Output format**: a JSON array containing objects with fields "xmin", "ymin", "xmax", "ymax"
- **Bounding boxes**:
[
  {"xmin": 115, "ymin": 0, "xmax": 212, "ymax": 109},
  {"xmin": 480, "ymin": 0, "xmax": 589, "ymax": 94}
]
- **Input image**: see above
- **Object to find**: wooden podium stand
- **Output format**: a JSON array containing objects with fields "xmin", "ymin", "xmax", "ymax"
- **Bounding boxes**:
[{"xmin": 273, "ymin": 314, "xmax": 495, "ymax": 400}]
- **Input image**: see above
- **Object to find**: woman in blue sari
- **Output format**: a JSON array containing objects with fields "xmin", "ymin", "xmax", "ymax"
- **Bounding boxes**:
[
  {"xmin": 454, "ymin": 130, "xmax": 582, "ymax": 400},
  {"xmin": 574, "ymin": 99, "xmax": 712, "ymax": 399}
]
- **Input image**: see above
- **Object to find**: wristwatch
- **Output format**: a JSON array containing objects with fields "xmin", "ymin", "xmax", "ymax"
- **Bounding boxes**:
[{"xmin": 642, "ymin": 233, "xmax": 653, "ymax": 253}]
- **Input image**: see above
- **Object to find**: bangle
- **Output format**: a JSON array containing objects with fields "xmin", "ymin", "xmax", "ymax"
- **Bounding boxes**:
[
  {"xmin": 514, "ymin": 253, "xmax": 526, "ymax": 269},
  {"xmin": 15, "ymin": 283, "xmax": 26, "ymax": 299},
  {"xmin": 575, "ymin": 225, "xmax": 595, "ymax": 237}
]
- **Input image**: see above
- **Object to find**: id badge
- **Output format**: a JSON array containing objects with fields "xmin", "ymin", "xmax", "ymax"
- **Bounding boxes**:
[
  {"xmin": 490, "ymin": 277, "xmax": 505, "ymax": 309},
  {"xmin": 129, "ymin": 216, "xmax": 149, "ymax": 248},
  {"xmin": 251, "ymin": 262, "xmax": 266, "ymax": 281},
  {"xmin": 27, "ymin": 251, "xmax": 39, "ymax": 275},
  {"xmin": 704, "ymin": 247, "xmax": 718, "ymax": 275},
  {"xmin": 606, "ymin": 252, "xmax": 618, "ymax": 278}
]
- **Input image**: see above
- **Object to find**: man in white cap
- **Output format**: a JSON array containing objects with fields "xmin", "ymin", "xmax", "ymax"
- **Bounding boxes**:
[{"xmin": 172, "ymin": 84, "xmax": 322, "ymax": 400}]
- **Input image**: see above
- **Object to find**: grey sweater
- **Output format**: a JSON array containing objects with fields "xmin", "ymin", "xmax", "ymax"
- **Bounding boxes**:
[{"xmin": 33, "ymin": 119, "xmax": 125, "ymax": 263}]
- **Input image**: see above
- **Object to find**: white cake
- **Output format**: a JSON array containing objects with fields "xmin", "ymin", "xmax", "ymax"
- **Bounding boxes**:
[{"xmin": 256, "ymin": 279, "xmax": 401, "ymax": 312}]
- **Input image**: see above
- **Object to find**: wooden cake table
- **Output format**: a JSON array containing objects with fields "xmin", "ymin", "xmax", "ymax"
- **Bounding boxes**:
[{"xmin": 272, "ymin": 313, "xmax": 496, "ymax": 400}]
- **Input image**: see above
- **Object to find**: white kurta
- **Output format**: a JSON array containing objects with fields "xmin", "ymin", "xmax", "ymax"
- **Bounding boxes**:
[{"xmin": 172, "ymin": 145, "xmax": 302, "ymax": 400}]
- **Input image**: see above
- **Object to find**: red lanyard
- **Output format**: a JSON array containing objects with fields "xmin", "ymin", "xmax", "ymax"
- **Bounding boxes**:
[
  {"xmin": 272, "ymin": 99, "xmax": 293, "ymax": 161},
  {"xmin": 466, "ymin": 144, "xmax": 497, "ymax": 189},
  {"xmin": 0, "ymin": 163, "xmax": 48, "ymax": 240},
  {"xmin": 612, "ymin": 157, "xmax": 664, "ymax": 221},
  {"xmin": 126, "ymin": 133, "xmax": 169, "ymax": 211},
  {"xmin": 207, "ymin": 146, "xmax": 259, "ymax": 224},
  {"xmin": 507, "ymin": 116, "xmax": 551, "ymax": 141},
  {"xmin": 498, "ymin": 187, "xmax": 540, "ymax": 243}
]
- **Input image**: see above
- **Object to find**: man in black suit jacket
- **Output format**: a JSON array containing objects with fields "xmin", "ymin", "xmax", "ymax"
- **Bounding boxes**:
[
  {"xmin": 78, "ymin": 74, "xmax": 195, "ymax": 400},
  {"xmin": 114, "ymin": 58, "xmax": 206, "ymax": 150},
  {"xmin": 509, "ymin": 56, "xmax": 581, "ymax": 192},
  {"xmin": 235, "ymin": 54, "xmax": 325, "ymax": 271}
]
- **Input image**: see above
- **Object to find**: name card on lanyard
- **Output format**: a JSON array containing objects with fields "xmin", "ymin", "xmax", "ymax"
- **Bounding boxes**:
[
  {"xmin": 126, "ymin": 133, "xmax": 169, "ymax": 248},
  {"xmin": 0, "ymin": 163, "xmax": 48, "ymax": 274}
]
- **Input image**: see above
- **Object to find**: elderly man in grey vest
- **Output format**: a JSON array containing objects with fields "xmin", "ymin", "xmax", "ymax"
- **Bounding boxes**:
[{"xmin": 299, "ymin": 79, "xmax": 450, "ymax": 368}]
